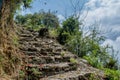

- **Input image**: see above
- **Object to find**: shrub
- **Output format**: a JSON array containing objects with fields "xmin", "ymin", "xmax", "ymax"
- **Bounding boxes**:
[
  {"xmin": 28, "ymin": 68, "xmax": 42, "ymax": 80},
  {"xmin": 104, "ymin": 68, "xmax": 120, "ymax": 80},
  {"xmin": 57, "ymin": 31, "xmax": 71, "ymax": 45},
  {"xmin": 62, "ymin": 16, "xmax": 79, "ymax": 35}
]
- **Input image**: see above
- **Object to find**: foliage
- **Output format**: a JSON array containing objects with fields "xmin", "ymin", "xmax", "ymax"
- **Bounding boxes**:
[
  {"xmin": 28, "ymin": 68, "xmax": 42, "ymax": 80},
  {"xmin": 88, "ymin": 73, "xmax": 101, "ymax": 80},
  {"xmin": 56, "ymin": 15, "xmax": 120, "ymax": 80},
  {"xmin": 64, "ymin": 25, "xmax": 118, "ymax": 70},
  {"xmin": 57, "ymin": 30, "xmax": 71, "ymax": 45},
  {"xmin": 0, "ymin": 0, "xmax": 32, "ymax": 78},
  {"xmin": 104, "ymin": 68, "xmax": 120, "ymax": 80},
  {"xmin": 57, "ymin": 16, "xmax": 81, "ymax": 45},
  {"xmin": 19, "ymin": 70, "xmax": 25, "ymax": 78},
  {"xmin": 15, "ymin": 10, "xmax": 59, "ymax": 30},
  {"xmin": 70, "ymin": 58, "xmax": 78, "ymax": 64},
  {"xmin": 62, "ymin": 16, "xmax": 80, "ymax": 35},
  {"xmin": 49, "ymin": 28, "xmax": 59, "ymax": 38},
  {"xmin": 61, "ymin": 51, "xmax": 65, "ymax": 57}
]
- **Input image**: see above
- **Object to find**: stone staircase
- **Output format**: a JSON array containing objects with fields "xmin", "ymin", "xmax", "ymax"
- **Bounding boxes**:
[{"xmin": 18, "ymin": 28, "xmax": 105, "ymax": 80}]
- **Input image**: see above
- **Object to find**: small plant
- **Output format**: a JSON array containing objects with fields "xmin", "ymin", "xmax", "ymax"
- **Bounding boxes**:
[
  {"xmin": 104, "ymin": 68, "xmax": 120, "ymax": 80},
  {"xmin": 70, "ymin": 58, "xmax": 78, "ymax": 64},
  {"xmin": 58, "ymin": 31, "xmax": 71, "ymax": 45},
  {"xmin": 13, "ymin": 35, "xmax": 19, "ymax": 46},
  {"xmin": 28, "ymin": 68, "xmax": 42, "ymax": 80},
  {"xmin": 61, "ymin": 51, "xmax": 65, "ymax": 57},
  {"xmin": 89, "ymin": 73, "xmax": 100, "ymax": 80},
  {"xmin": 19, "ymin": 70, "xmax": 25, "ymax": 78},
  {"xmin": 31, "ymin": 68, "xmax": 42, "ymax": 75},
  {"xmin": 49, "ymin": 28, "xmax": 58, "ymax": 38}
]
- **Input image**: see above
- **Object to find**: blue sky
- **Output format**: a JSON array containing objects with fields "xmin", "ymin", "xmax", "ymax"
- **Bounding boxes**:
[
  {"xmin": 22, "ymin": 0, "xmax": 87, "ymax": 17},
  {"xmin": 22, "ymin": 0, "xmax": 120, "ymax": 62}
]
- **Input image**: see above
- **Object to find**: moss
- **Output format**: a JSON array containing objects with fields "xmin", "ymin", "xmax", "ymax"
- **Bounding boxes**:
[
  {"xmin": 61, "ymin": 51, "xmax": 65, "ymax": 57},
  {"xmin": 70, "ymin": 58, "xmax": 78, "ymax": 64}
]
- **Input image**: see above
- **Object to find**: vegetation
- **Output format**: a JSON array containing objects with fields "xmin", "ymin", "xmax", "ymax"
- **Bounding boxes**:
[
  {"xmin": 61, "ymin": 52, "xmax": 65, "ymax": 57},
  {"xmin": 0, "ymin": 0, "xmax": 33, "ymax": 78},
  {"xmin": 59, "ymin": 16, "xmax": 120, "ymax": 79},
  {"xmin": 27, "ymin": 68, "xmax": 42, "ymax": 80},
  {"xmin": 70, "ymin": 58, "xmax": 78, "ymax": 64},
  {"xmin": 104, "ymin": 68, "xmax": 120, "ymax": 80},
  {"xmin": 15, "ymin": 10, "xmax": 59, "ymax": 30},
  {"xmin": 0, "ymin": 0, "xmax": 119, "ymax": 79}
]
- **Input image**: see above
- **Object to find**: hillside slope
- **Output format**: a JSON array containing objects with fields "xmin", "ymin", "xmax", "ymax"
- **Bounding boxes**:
[{"xmin": 18, "ymin": 27, "xmax": 105, "ymax": 80}]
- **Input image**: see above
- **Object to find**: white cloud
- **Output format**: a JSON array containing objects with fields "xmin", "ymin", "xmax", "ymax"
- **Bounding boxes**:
[
  {"xmin": 21, "ymin": 9, "xmax": 32, "ymax": 15},
  {"xmin": 20, "ymin": 6, "xmax": 32, "ymax": 15},
  {"xmin": 84, "ymin": 0, "xmax": 120, "ymax": 62},
  {"xmin": 57, "ymin": 14, "xmax": 65, "ymax": 21},
  {"xmin": 84, "ymin": 0, "xmax": 120, "ymax": 39},
  {"xmin": 116, "ymin": 36, "xmax": 120, "ymax": 42}
]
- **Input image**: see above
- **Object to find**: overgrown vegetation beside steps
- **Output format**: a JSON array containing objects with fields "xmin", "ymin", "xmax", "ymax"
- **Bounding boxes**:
[{"xmin": 0, "ymin": 27, "xmax": 21, "ymax": 78}]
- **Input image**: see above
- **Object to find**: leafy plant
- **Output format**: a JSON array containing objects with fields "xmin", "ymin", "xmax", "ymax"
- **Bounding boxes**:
[
  {"xmin": 61, "ymin": 51, "xmax": 65, "ymax": 57},
  {"xmin": 70, "ymin": 58, "xmax": 78, "ymax": 64},
  {"xmin": 57, "ymin": 31, "xmax": 71, "ymax": 45},
  {"xmin": 19, "ymin": 70, "xmax": 25, "ymax": 78},
  {"xmin": 28, "ymin": 68, "xmax": 42, "ymax": 80},
  {"xmin": 104, "ymin": 68, "xmax": 120, "ymax": 80}
]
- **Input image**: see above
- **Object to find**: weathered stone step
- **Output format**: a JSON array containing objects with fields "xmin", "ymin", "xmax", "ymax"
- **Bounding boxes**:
[
  {"xmin": 22, "ymin": 50, "xmax": 61, "ymax": 56},
  {"xmin": 19, "ymin": 29, "xmax": 31, "ymax": 34},
  {"xmin": 18, "ymin": 33, "xmax": 33, "ymax": 37},
  {"xmin": 28, "ymin": 55, "xmax": 76, "ymax": 64},
  {"xmin": 19, "ymin": 37, "xmax": 35, "ymax": 41},
  {"xmin": 26, "ymin": 47, "xmax": 40, "ymax": 52},
  {"xmin": 25, "ymin": 62, "xmax": 78, "ymax": 77},
  {"xmin": 40, "ymin": 70, "xmax": 102, "ymax": 80},
  {"xmin": 23, "ymin": 51, "xmax": 40, "ymax": 56}
]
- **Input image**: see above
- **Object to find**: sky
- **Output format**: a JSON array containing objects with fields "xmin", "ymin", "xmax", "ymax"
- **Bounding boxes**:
[{"xmin": 22, "ymin": 0, "xmax": 120, "ymax": 62}]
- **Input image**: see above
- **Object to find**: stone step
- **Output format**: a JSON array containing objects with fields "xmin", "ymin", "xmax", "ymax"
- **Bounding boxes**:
[
  {"xmin": 18, "ymin": 33, "xmax": 33, "ymax": 37},
  {"xmin": 20, "ymin": 47, "xmax": 40, "ymax": 52},
  {"xmin": 19, "ymin": 37, "xmax": 35, "ymax": 41},
  {"xmin": 27, "ymin": 55, "xmax": 76, "ymax": 64},
  {"xmin": 23, "ymin": 51, "xmax": 40, "ymax": 56},
  {"xmin": 22, "ymin": 50, "xmax": 61, "ymax": 56},
  {"xmin": 19, "ymin": 30, "xmax": 31, "ymax": 35},
  {"xmin": 40, "ymin": 70, "xmax": 102, "ymax": 80},
  {"xmin": 25, "ymin": 62, "xmax": 78, "ymax": 77}
]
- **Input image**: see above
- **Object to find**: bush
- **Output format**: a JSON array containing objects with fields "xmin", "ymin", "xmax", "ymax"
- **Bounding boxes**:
[
  {"xmin": 57, "ymin": 31, "xmax": 71, "ymax": 45},
  {"xmin": 104, "ymin": 68, "xmax": 120, "ymax": 80},
  {"xmin": 62, "ymin": 16, "xmax": 79, "ymax": 35},
  {"xmin": 38, "ymin": 28, "xmax": 49, "ymax": 37},
  {"xmin": 28, "ymin": 68, "xmax": 42, "ymax": 80}
]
